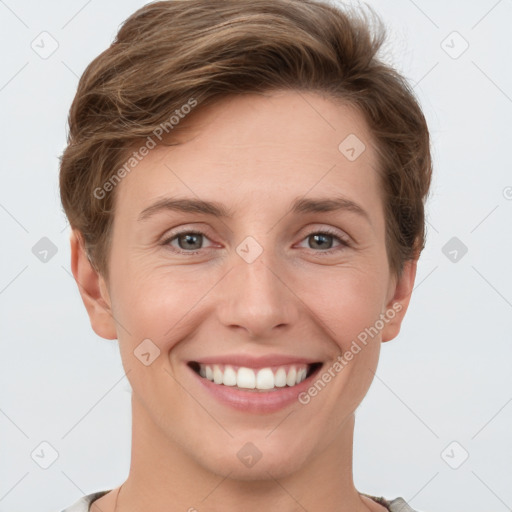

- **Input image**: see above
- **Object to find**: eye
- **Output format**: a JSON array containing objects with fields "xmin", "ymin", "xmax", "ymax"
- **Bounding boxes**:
[
  {"xmin": 162, "ymin": 230, "xmax": 215, "ymax": 254},
  {"xmin": 298, "ymin": 229, "xmax": 350, "ymax": 254}
]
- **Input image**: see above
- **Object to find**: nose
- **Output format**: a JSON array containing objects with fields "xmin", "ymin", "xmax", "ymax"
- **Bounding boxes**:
[{"xmin": 215, "ymin": 250, "xmax": 301, "ymax": 340}]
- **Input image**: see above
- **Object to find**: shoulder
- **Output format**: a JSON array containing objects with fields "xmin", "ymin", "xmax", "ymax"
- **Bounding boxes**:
[
  {"xmin": 388, "ymin": 497, "xmax": 424, "ymax": 512},
  {"xmin": 58, "ymin": 490, "xmax": 111, "ymax": 512},
  {"xmin": 363, "ymin": 493, "xmax": 425, "ymax": 512}
]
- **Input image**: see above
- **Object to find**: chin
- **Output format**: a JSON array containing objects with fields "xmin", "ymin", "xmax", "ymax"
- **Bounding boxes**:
[
  {"xmin": 193, "ymin": 438, "xmax": 312, "ymax": 482},
  {"xmin": 204, "ymin": 458, "xmax": 304, "ymax": 482}
]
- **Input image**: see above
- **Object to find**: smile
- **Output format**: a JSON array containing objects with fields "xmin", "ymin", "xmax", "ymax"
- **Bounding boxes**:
[{"xmin": 188, "ymin": 362, "xmax": 322, "ymax": 391}]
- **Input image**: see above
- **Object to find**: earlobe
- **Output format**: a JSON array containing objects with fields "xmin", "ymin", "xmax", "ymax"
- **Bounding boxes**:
[
  {"xmin": 69, "ymin": 230, "xmax": 117, "ymax": 340},
  {"xmin": 380, "ymin": 258, "xmax": 418, "ymax": 343}
]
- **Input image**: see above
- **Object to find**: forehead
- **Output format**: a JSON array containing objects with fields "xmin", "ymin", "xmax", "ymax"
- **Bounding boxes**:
[{"xmin": 113, "ymin": 90, "xmax": 382, "ymax": 223}]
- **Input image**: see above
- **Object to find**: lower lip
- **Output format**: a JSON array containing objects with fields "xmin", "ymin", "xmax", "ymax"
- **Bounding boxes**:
[{"xmin": 187, "ymin": 364, "xmax": 323, "ymax": 414}]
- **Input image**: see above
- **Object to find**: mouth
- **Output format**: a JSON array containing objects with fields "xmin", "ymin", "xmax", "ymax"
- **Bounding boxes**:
[{"xmin": 187, "ymin": 361, "xmax": 323, "ymax": 392}]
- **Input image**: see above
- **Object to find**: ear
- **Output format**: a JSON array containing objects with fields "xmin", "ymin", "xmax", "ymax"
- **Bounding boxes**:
[
  {"xmin": 380, "ymin": 257, "xmax": 418, "ymax": 343},
  {"xmin": 70, "ymin": 230, "xmax": 117, "ymax": 340}
]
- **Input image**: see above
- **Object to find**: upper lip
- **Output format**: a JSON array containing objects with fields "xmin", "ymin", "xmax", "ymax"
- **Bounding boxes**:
[{"xmin": 189, "ymin": 354, "xmax": 321, "ymax": 369}]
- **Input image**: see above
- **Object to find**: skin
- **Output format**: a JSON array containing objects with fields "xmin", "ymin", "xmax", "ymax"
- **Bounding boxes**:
[{"xmin": 72, "ymin": 90, "xmax": 418, "ymax": 512}]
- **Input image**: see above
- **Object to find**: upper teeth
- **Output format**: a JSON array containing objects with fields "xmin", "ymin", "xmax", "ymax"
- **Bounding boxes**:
[{"xmin": 198, "ymin": 364, "xmax": 309, "ymax": 390}]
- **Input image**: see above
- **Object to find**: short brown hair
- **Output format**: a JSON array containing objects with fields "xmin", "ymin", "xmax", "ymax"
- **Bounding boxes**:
[{"xmin": 59, "ymin": 0, "xmax": 432, "ymax": 282}]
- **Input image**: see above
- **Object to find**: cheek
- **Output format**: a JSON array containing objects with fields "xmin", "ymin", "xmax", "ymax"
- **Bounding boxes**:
[
  {"xmin": 300, "ymin": 267, "xmax": 387, "ymax": 349},
  {"xmin": 110, "ymin": 263, "xmax": 210, "ymax": 355},
  {"xmin": 109, "ymin": 270, "xmax": 198, "ymax": 410}
]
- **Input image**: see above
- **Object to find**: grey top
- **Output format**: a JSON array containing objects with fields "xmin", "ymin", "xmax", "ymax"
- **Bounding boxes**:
[{"xmin": 59, "ymin": 489, "xmax": 423, "ymax": 511}]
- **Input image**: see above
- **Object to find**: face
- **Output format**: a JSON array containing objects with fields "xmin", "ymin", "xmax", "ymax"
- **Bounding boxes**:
[{"xmin": 74, "ymin": 90, "xmax": 416, "ymax": 481}]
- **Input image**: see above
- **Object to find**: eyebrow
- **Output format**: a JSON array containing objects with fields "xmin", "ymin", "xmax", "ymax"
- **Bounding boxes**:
[{"xmin": 137, "ymin": 195, "xmax": 371, "ymax": 224}]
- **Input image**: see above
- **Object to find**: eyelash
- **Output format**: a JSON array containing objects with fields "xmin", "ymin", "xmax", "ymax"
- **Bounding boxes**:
[{"xmin": 161, "ymin": 227, "xmax": 350, "ymax": 256}]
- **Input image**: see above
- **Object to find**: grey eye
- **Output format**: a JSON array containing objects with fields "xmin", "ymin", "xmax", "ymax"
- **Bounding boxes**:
[
  {"xmin": 176, "ymin": 233, "xmax": 204, "ymax": 250},
  {"xmin": 307, "ymin": 233, "xmax": 335, "ymax": 250}
]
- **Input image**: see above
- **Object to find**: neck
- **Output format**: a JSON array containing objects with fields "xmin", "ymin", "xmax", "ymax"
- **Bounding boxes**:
[{"xmin": 114, "ymin": 394, "xmax": 373, "ymax": 512}]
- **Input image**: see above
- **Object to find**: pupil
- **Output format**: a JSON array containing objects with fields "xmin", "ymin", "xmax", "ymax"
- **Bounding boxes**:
[
  {"xmin": 311, "ymin": 234, "xmax": 332, "ymax": 250},
  {"xmin": 180, "ymin": 233, "xmax": 201, "ymax": 250}
]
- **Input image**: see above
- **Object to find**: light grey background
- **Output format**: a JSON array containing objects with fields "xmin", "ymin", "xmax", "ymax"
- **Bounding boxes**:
[{"xmin": 0, "ymin": 1, "xmax": 511, "ymax": 511}]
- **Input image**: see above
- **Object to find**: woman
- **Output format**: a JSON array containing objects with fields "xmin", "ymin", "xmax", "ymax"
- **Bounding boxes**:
[{"xmin": 58, "ymin": 1, "xmax": 432, "ymax": 510}]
